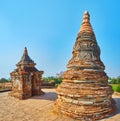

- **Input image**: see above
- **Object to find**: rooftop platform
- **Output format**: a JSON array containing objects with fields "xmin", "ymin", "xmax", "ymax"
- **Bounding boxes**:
[{"xmin": 0, "ymin": 89, "xmax": 120, "ymax": 121}]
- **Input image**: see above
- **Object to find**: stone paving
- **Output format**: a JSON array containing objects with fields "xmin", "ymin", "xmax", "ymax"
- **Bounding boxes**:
[{"xmin": 0, "ymin": 89, "xmax": 120, "ymax": 121}]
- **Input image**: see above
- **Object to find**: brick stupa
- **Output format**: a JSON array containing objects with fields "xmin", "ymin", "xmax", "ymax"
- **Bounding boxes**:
[
  {"xmin": 10, "ymin": 47, "xmax": 44, "ymax": 99},
  {"xmin": 54, "ymin": 11, "xmax": 115, "ymax": 120}
]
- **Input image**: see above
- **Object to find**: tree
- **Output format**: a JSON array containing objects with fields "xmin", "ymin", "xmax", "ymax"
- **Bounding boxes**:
[
  {"xmin": 109, "ymin": 78, "xmax": 117, "ymax": 84},
  {"xmin": 116, "ymin": 77, "xmax": 120, "ymax": 84},
  {"xmin": 0, "ymin": 78, "xmax": 9, "ymax": 83}
]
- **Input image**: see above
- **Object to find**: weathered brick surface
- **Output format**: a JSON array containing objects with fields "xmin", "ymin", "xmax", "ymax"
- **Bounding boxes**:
[
  {"xmin": 54, "ymin": 11, "xmax": 116, "ymax": 120},
  {"xmin": 9, "ymin": 47, "xmax": 44, "ymax": 99}
]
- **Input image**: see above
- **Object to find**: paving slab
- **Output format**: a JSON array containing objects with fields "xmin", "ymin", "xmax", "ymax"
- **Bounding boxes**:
[{"xmin": 0, "ymin": 89, "xmax": 119, "ymax": 121}]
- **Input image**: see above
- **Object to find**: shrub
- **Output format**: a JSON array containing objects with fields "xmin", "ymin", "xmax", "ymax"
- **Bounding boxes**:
[
  {"xmin": 116, "ymin": 85, "xmax": 120, "ymax": 92},
  {"xmin": 112, "ymin": 84, "xmax": 120, "ymax": 93},
  {"xmin": 55, "ymin": 84, "xmax": 59, "ymax": 88},
  {"xmin": 43, "ymin": 77, "xmax": 62, "ymax": 85}
]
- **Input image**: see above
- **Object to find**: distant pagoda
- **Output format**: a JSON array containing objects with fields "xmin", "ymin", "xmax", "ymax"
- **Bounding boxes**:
[
  {"xmin": 54, "ymin": 11, "xmax": 115, "ymax": 120},
  {"xmin": 10, "ymin": 47, "xmax": 44, "ymax": 99}
]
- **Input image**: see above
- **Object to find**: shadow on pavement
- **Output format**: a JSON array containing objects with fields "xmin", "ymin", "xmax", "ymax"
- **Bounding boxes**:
[
  {"xmin": 114, "ymin": 98, "xmax": 120, "ymax": 114},
  {"xmin": 30, "ymin": 92, "xmax": 58, "ymax": 101}
]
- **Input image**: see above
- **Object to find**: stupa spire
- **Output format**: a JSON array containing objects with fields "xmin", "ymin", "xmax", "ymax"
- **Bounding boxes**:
[
  {"xmin": 17, "ymin": 47, "xmax": 35, "ymax": 67},
  {"xmin": 68, "ymin": 10, "xmax": 104, "ymax": 70},
  {"xmin": 79, "ymin": 11, "xmax": 94, "ymax": 34},
  {"xmin": 24, "ymin": 47, "xmax": 28, "ymax": 55},
  {"xmin": 82, "ymin": 11, "xmax": 90, "ymax": 23}
]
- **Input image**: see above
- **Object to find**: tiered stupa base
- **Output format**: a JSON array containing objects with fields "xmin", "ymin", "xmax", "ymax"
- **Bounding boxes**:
[{"xmin": 54, "ymin": 70, "xmax": 115, "ymax": 120}]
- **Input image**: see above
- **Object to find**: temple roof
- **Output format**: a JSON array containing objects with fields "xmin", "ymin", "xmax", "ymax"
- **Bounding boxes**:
[
  {"xmin": 17, "ymin": 47, "xmax": 35, "ymax": 66},
  {"xmin": 79, "ymin": 11, "xmax": 94, "ymax": 34}
]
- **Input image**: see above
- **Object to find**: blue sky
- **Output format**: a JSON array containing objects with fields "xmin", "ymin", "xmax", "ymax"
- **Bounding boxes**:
[{"xmin": 0, "ymin": 0, "xmax": 120, "ymax": 78}]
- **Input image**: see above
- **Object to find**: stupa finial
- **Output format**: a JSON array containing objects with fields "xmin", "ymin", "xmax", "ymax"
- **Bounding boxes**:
[
  {"xmin": 82, "ymin": 11, "xmax": 90, "ymax": 23},
  {"xmin": 24, "ymin": 47, "xmax": 28, "ymax": 55},
  {"xmin": 79, "ymin": 10, "xmax": 93, "ymax": 33}
]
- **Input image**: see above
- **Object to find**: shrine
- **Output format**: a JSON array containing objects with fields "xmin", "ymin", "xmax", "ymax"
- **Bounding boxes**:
[
  {"xmin": 54, "ymin": 11, "xmax": 115, "ymax": 120},
  {"xmin": 10, "ymin": 47, "xmax": 44, "ymax": 99}
]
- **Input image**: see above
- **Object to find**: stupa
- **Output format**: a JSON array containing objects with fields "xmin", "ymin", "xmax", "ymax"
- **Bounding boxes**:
[
  {"xmin": 10, "ymin": 47, "xmax": 44, "ymax": 99},
  {"xmin": 54, "ymin": 11, "xmax": 115, "ymax": 120}
]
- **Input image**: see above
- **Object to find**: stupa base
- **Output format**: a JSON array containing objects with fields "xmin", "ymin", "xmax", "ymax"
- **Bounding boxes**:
[{"xmin": 54, "ymin": 100, "xmax": 116, "ymax": 121}]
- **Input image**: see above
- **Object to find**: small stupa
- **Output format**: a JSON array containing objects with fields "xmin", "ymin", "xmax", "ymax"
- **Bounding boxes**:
[
  {"xmin": 10, "ymin": 47, "xmax": 44, "ymax": 99},
  {"xmin": 54, "ymin": 11, "xmax": 115, "ymax": 120}
]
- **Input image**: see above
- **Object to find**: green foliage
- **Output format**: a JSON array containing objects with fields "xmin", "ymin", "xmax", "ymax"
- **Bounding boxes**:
[
  {"xmin": 43, "ymin": 76, "xmax": 54, "ymax": 82},
  {"xmin": 43, "ymin": 76, "xmax": 62, "ymax": 85},
  {"xmin": 109, "ymin": 76, "xmax": 120, "ymax": 84},
  {"xmin": 112, "ymin": 84, "xmax": 120, "ymax": 92},
  {"xmin": 116, "ymin": 86, "xmax": 120, "ymax": 92},
  {"xmin": 109, "ymin": 76, "xmax": 120, "ymax": 92},
  {"xmin": 116, "ymin": 77, "xmax": 120, "ymax": 84},
  {"xmin": 0, "ymin": 78, "xmax": 10, "ymax": 83}
]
